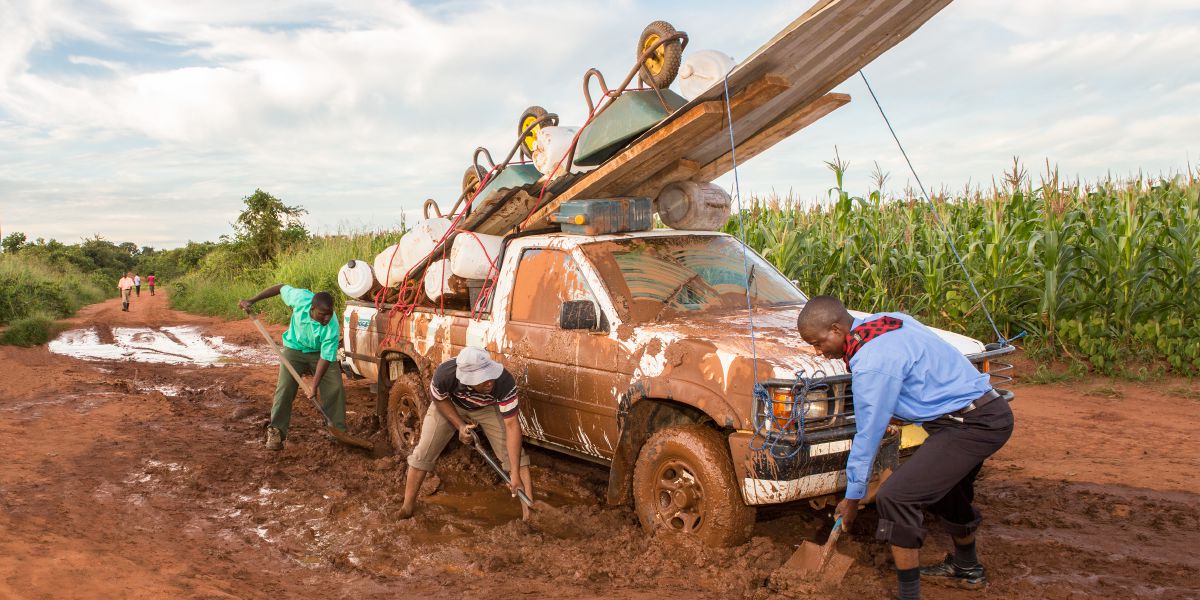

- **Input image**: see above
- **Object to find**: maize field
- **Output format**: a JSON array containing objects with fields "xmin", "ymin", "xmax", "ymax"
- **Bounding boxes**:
[{"xmin": 727, "ymin": 160, "xmax": 1200, "ymax": 374}]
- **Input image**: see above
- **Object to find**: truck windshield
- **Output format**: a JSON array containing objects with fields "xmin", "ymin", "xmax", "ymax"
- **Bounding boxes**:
[{"xmin": 580, "ymin": 235, "xmax": 806, "ymax": 323}]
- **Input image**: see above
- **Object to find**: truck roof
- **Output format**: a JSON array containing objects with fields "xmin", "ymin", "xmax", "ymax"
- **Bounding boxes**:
[{"xmin": 516, "ymin": 228, "xmax": 728, "ymax": 248}]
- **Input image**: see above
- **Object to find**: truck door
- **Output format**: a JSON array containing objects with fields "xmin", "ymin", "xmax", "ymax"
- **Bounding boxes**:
[{"xmin": 505, "ymin": 247, "xmax": 594, "ymax": 451}]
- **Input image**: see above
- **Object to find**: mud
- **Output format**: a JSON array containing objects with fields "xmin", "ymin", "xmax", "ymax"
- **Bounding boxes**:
[{"xmin": 1, "ymin": 293, "xmax": 1197, "ymax": 599}]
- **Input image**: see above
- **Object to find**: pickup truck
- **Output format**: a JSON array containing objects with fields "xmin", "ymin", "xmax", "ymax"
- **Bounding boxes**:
[{"xmin": 341, "ymin": 229, "xmax": 1013, "ymax": 546}]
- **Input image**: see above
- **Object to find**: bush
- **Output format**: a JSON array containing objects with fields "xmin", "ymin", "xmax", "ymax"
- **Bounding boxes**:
[
  {"xmin": 0, "ymin": 254, "xmax": 108, "ymax": 325},
  {"xmin": 0, "ymin": 313, "xmax": 60, "ymax": 347},
  {"xmin": 170, "ymin": 230, "xmax": 403, "ymax": 324}
]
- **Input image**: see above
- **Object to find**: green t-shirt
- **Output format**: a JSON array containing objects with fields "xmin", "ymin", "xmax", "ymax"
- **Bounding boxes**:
[{"xmin": 279, "ymin": 285, "xmax": 340, "ymax": 362}]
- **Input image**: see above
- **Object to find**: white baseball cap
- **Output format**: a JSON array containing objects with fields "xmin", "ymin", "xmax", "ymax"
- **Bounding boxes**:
[{"xmin": 456, "ymin": 346, "xmax": 503, "ymax": 386}]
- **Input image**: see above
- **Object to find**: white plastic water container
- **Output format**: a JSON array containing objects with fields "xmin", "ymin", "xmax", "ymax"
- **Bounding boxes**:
[
  {"xmin": 337, "ymin": 259, "xmax": 378, "ymax": 299},
  {"xmin": 678, "ymin": 50, "xmax": 736, "ymax": 101},
  {"xmin": 450, "ymin": 232, "xmax": 504, "ymax": 280},
  {"xmin": 656, "ymin": 180, "xmax": 733, "ymax": 231},
  {"xmin": 424, "ymin": 259, "xmax": 456, "ymax": 302},
  {"xmin": 399, "ymin": 217, "xmax": 453, "ymax": 270},
  {"xmin": 533, "ymin": 126, "xmax": 597, "ymax": 177},
  {"xmin": 373, "ymin": 243, "xmax": 408, "ymax": 288}
]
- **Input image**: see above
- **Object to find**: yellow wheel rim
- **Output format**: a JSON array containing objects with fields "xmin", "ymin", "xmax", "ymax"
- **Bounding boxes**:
[
  {"xmin": 522, "ymin": 115, "xmax": 540, "ymax": 152},
  {"xmin": 642, "ymin": 33, "xmax": 664, "ymax": 75}
]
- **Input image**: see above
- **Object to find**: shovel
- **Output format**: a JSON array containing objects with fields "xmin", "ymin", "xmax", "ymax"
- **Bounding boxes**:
[
  {"xmin": 780, "ymin": 515, "xmax": 855, "ymax": 585},
  {"xmin": 247, "ymin": 311, "xmax": 376, "ymax": 452},
  {"xmin": 466, "ymin": 426, "xmax": 534, "ymax": 508}
]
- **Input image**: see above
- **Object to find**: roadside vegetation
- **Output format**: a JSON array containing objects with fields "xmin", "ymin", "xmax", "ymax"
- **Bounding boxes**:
[
  {"xmin": 730, "ymin": 159, "xmax": 1200, "ymax": 375},
  {"xmin": 167, "ymin": 189, "xmax": 405, "ymax": 322},
  {"xmin": 0, "ymin": 248, "xmax": 111, "ymax": 345}
]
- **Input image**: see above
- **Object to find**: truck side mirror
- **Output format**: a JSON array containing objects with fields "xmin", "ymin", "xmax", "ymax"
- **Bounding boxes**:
[{"xmin": 559, "ymin": 300, "xmax": 598, "ymax": 330}]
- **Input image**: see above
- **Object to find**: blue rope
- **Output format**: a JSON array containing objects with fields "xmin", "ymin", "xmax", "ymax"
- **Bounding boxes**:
[
  {"xmin": 857, "ymin": 70, "xmax": 1008, "ymax": 346},
  {"xmin": 721, "ymin": 73, "xmax": 762, "ymax": 385}
]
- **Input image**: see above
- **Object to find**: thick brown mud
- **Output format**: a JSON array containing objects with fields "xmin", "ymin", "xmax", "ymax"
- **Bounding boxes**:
[{"xmin": 1, "ymin": 293, "xmax": 1197, "ymax": 599}]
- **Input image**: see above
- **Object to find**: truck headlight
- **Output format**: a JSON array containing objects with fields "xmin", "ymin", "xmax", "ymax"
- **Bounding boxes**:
[{"xmin": 770, "ymin": 388, "xmax": 829, "ymax": 429}]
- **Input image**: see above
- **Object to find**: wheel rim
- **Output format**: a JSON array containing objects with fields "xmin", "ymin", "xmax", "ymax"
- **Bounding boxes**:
[
  {"xmin": 642, "ymin": 33, "xmax": 665, "ymax": 75},
  {"xmin": 652, "ymin": 459, "xmax": 704, "ymax": 533},
  {"xmin": 521, "ymin": 115, "xmax": 541, "ymax": 153},
  {"xmin": 390, "ymin": 394, "xmax": 423, "ymax": 453}
]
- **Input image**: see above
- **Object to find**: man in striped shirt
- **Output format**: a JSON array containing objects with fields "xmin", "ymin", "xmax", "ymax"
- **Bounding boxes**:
[{"xmin": 397, "ymin": 347, "xmax": 532, "ymax": 520}]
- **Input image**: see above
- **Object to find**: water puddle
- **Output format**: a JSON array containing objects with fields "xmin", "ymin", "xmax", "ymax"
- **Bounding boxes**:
[{"xmin": 48, "ymin": 326, "xmax": 271, "ymax": 366}]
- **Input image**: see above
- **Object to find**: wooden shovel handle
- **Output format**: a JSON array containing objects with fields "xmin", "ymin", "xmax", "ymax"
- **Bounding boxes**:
[{"xmin": 247, "ymin": 311, "xmax": 315, "ymax": 398}]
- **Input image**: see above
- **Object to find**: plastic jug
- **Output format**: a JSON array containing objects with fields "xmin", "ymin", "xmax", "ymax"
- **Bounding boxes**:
[
  {"xmin": 533, "ymin": 126, "xmax": 597, "ymax": 178},
  {"xmin": 399, "ymin": 217, "xmax": 453, "ymax": 269},
  {"xmin": 655, "ymin": 181, "xmax": 732, "ymax": 231},
  {"xmin": 424, "ymin": 259, "xmax": 456, "ymax": 302},
  {"xmin": 450, "ymin": 232, "xmax": 504, "ymax": 280},
  {"xmin": 373, "ymin": 243, "xmax": 408, "ymax": 288},
  {"xmin": 678, "ymin": 50, "xmax": 736, "ymax": 100},
  {"xmin": 337, "ymin": 259, "xmax": 378, "ymax": 299}
]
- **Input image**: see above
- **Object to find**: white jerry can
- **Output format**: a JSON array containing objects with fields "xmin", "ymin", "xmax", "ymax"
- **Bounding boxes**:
[
  {"xmin": 424, "ymin": 259, "xmax": 458, "ymax": 302},
  {"xmin": 655, "ymin": 181, "xmax": 733, "ymax": 231},
  {"xmin": 533, "ymin": 126, "xmax": 597, "ymax": 178},
  {"xmin": 678, "ymin": 50, "xmax": 737, "ymax": 101},
  {"xmin": 450, "ymin": 232, "xmax": 504, "ymax": 280},
  {"xmin": 399, "ymin": 217, "xmax": 453, "ymax": 271},
  {"xmin": 337, "ymin": 259, "xmax": 378, "ymax": 299},
  {"xmin": 372, "ymin": 243, "xmax": 408, "ymax": 288}
]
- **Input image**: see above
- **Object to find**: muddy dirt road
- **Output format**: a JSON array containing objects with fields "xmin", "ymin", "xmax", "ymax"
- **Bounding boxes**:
[{"xmin": 1, "ymin": 292, "xmax": 1197, "ymax": 599}]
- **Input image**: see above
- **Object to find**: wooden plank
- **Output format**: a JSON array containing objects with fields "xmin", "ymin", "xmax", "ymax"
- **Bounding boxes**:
[
  {"xmin": 522, "ymin": 75, "xmax": 792, "ymax": 228},
  {"xmin": 694, "ymin": 93, "xmax": 850, "ymax": 182}
]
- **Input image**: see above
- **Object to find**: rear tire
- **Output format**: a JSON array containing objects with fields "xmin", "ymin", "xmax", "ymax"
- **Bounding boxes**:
[
  {"xmin": 632, "ymin": 423, "xmax": 755, "ymax": 546},
  {"xmin": 638, "ymin": 20, "xmax": 683, "ymax": 89},
  {"xmin": 387, "ymin": 373, "xmax": 428, "ymax": 458}
]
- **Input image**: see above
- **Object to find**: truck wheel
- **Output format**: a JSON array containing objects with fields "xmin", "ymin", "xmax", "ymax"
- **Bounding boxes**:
[
  {"xmin": 387, "ymin": 373, "xmax": 428, "ymax": 457},
  {"xmin": 632, "ymin": 423, "xmax": 755, "ymax": 546},
  {"xmin": 463, "ymin": 165, "xmax": 484, "ymax": 197},
  {"xmin": 638, "ymin": 20, "xmax": 682, "ymax": 89},
  {"xmin": 518, "ymin": 105, "xmax": 548, "ymax": 159}
]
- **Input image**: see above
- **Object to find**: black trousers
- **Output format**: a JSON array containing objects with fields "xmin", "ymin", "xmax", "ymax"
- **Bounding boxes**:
[{"xmin": 874, "ymin": 395, "xmax": 1014, "ymax": 548}]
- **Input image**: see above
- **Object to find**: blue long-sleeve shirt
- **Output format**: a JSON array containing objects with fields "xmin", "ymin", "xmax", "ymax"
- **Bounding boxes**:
[{"xmin": 843, "ymin": 312, "xmax": 992, "ymax": 500}]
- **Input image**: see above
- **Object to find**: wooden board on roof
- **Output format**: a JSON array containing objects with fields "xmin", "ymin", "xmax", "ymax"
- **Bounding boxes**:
[{"xmin": 520, "ymin": 0, "xmax": 950, "ymax": 229}]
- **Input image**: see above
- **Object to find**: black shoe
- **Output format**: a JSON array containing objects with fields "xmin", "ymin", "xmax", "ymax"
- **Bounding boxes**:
[{"xmin": 921, "ymin": 554, "xmax": 987, "ymax": 590}]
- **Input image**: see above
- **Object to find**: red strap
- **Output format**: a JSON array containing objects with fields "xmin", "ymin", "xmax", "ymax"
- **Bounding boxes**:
[{"xmin": 843, "ymin": 316, "xmax": 903, "ymax": 370}]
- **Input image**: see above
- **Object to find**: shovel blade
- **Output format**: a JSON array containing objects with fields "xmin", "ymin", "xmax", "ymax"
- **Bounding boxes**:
[{"xmin": 781, "ymin": 540, "xmax": 854, "ymax": 585}]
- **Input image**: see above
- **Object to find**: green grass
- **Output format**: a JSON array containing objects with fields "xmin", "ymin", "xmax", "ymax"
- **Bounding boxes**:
[
  {"xmin": 1022, "ymin": 362, "xmax": 1089, "ymax": 385},
  {"xmin": 170, "ymin": 231, "xmax": 403, "ymax": 323},
  {"xmin": 0, "ymin": 254, "xmax": 108, "ymax": 329},
  {"xmin": 0, "ymin": 313, "xmax": 61, "ymax": 346}
]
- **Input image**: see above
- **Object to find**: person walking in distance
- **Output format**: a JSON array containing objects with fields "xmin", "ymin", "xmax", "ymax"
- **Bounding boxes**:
[
  {"xmin": 134, "ymin": 273, "xmax": 142, "ymax": 297},
  {"xmin": 796, "ymin": 296, "xmax": 1013, "ymax": 600},
  {"xmin": 148, "ymin": 272, "xmax": 157, "ymax": 296},
  {"xmin": 397, "ymin": 347, "xmax": 533, "ymax": 521},
  {"xmin": 238, "ymin": 284, "xmax": 347, "ymax": 450},
  {"xmin": 117, "ymin": 272, "xmax": 135, "ymax": 311}
]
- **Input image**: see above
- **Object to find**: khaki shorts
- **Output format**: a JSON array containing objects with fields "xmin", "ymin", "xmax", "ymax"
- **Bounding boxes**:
[{"xmin": 407, "ymin": 401, "xmax": 529, "ymax": 472}]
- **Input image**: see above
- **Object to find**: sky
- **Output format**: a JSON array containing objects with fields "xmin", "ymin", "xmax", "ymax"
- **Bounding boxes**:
[{"xmin": 1, "ymin": 0, "xmax": 1198, "ymax": 249}]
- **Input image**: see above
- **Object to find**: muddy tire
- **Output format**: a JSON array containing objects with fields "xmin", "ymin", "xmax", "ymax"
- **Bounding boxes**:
[
  {"xmin": 518, "ymin": 105, "xmax": 548, "ymax": 159},
  {"xmin": 387, "ymin": 373, "xmax": 428, "ymax": 458},
  {"xmin": 632, "ymin": 423, "xmax": 755, "ymax": 547},
  {"xmin": 638, "ymin": 20, "xmax": 682, "ymax": 89}
]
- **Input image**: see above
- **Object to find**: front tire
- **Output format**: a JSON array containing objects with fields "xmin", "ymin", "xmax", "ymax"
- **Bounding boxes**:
[
  {"xmin": 387, "ymin": 373, "xmax": 428, "ymax": 457},
  {"xmin": 632, "ymin": 423, "xmax": 755, "ymax": 546}
]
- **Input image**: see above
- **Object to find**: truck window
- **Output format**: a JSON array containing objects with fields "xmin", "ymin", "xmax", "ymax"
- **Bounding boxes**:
[
  {"xmin": 509, "ymin": 248, "xmax": 600, "ymax": 325},
  {"xmin": 580, "ymin": 235, "xmax": 805, "ymax": 323}
]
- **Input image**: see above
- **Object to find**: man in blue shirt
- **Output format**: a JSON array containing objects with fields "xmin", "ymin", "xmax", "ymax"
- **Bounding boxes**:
[
  {"xmin": 797, "ymin": 296, "xmax": 1013, "ymax": 600},
  {"xmin": 240, "ymin": 284, "xmax": 346, "ymax": 451}
]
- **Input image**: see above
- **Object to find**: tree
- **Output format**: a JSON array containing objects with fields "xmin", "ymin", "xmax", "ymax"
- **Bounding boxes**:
[
  {"xmin": 232, "ymin": 189, "xmax": 308, "ymax": 263},
  {"xmin": 2, "ymin": 231, "xmax": 26, "ymax": 253}
]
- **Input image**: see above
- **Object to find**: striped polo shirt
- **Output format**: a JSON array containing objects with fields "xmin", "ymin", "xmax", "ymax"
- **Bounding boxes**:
[{"xmin": 429, "ymin": 359, "xmax": 519, "ymax": 418}]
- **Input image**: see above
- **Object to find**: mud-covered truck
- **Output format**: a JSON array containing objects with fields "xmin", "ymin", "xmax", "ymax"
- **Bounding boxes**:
[{"xmin": 341, "ymin": 229, "xmax": 1012, "ymax": 545}]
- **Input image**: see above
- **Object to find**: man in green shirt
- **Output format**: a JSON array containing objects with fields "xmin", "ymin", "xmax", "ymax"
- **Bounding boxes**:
[{"xmin": 239, "ymin": 284, "xmax": 346, "ymax": 450}]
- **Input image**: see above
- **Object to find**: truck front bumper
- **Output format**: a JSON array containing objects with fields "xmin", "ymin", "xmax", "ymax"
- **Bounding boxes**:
[{"xmin": 727, "ymin": 426, "xmax": 900, "ymax": 505}]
